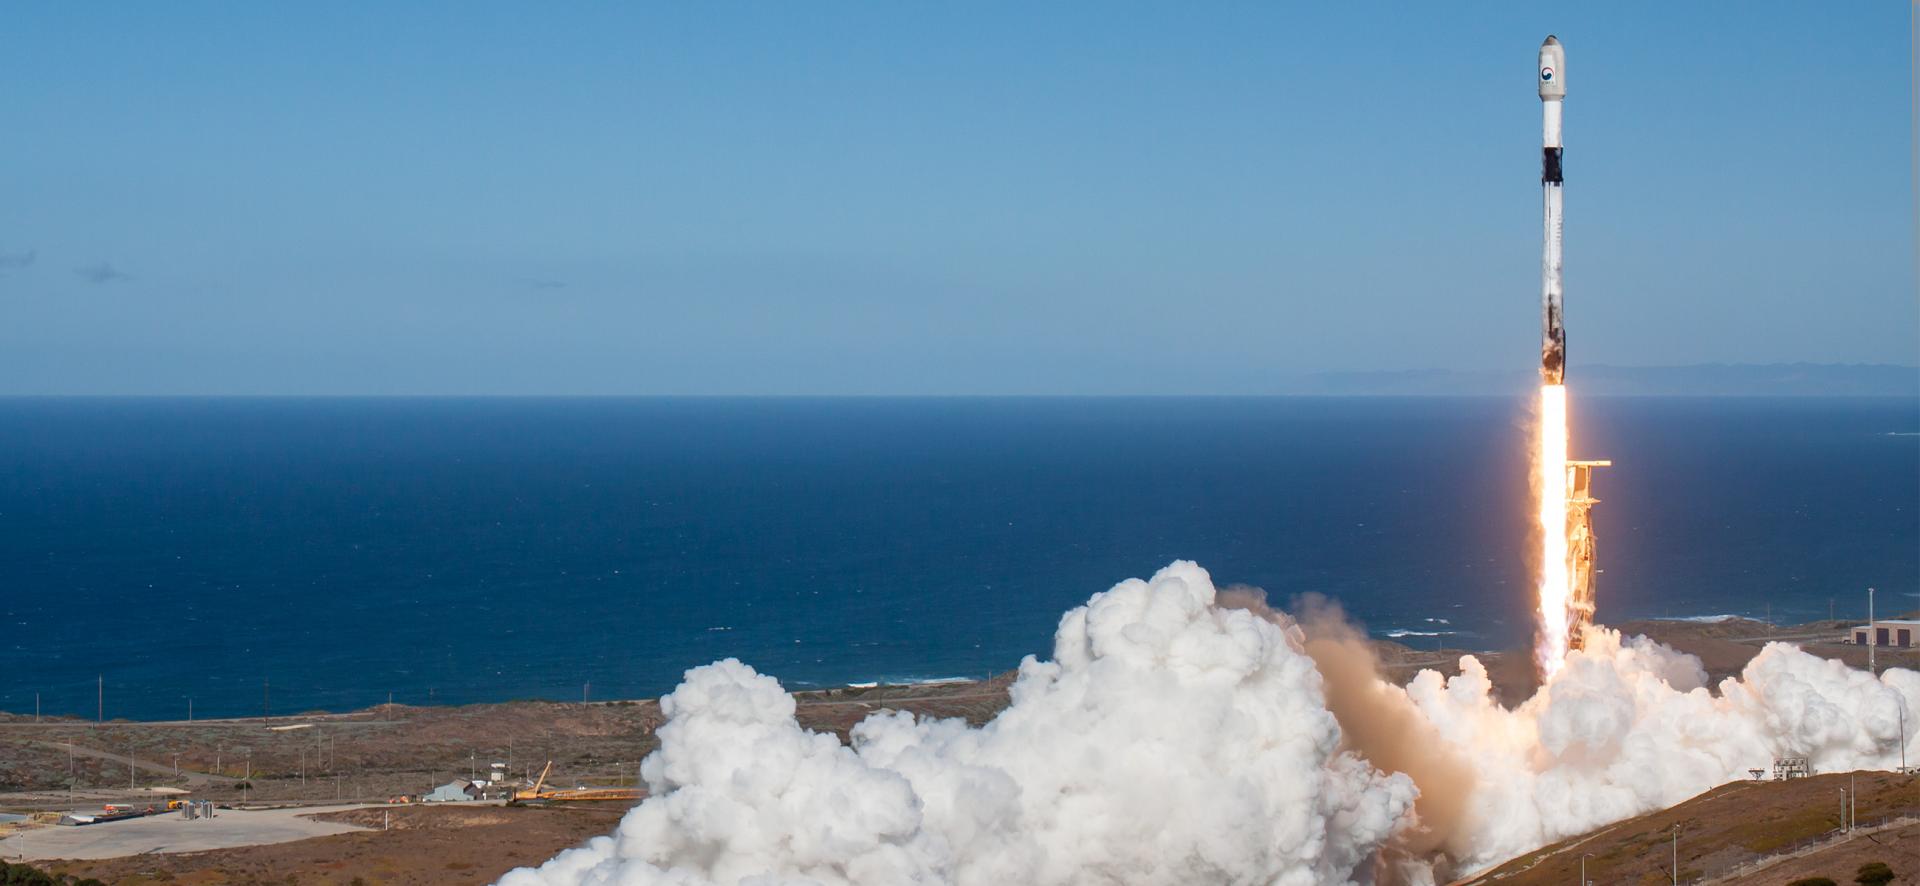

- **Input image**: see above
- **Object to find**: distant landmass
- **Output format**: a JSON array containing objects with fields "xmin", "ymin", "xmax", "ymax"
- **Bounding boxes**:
[{"xmin": 1295, "ymin": 363, "xmax": 1919, "ymax": 396}]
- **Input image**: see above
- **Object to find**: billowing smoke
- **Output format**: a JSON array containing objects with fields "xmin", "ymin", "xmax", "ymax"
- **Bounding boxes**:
[
  {"xmin": 1408, "ymin": 627, "xmax": 1919, "ymax": 871},
  {"xmin": 1217, "ymin": 590, "xmax": 1480, "ymax": 869},
  {"xmin": 501, "ymin": 562, "xmax": 1920, "ymax": 885}
]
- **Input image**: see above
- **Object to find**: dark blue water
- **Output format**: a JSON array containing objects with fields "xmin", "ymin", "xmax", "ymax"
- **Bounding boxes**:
[{"xmin": 2, "ymin": 397, "xmax": 1913, "ymax": 721}]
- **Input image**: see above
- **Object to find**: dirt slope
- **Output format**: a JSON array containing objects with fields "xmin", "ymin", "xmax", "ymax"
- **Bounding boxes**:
[{"xmin": 1457, "ymin": 771, "xmax": 1919, "ymax": 885}]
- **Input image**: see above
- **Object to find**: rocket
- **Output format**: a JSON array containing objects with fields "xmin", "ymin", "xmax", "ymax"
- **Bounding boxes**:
[{"xmin": 1538, "ymin": 36, "xmax": 1566, "ymax": 385}]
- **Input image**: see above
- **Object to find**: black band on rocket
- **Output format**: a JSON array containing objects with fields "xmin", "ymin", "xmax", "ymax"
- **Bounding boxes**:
[{"xmin": 1542, "ymin": 148, "xmax": 1563, "ymax": 185}]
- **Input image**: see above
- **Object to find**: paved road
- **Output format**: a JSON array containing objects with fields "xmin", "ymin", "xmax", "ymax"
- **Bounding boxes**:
[{"xmin": 0, "ymin": 804, "xmax": 376, "ymax": 861}]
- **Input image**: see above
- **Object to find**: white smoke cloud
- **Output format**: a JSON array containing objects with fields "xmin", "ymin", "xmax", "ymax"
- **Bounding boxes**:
[
  {"xmin": 1402, "ymin": 629, "xmax": 1919, "ymax": 870},
  {"xmin": 500, "ymin": 561, "xmax": 1416, "ymax": 885},
  {"xmin": 500, "ymin": 562, "xmax": 1920, "ymax": 885}
]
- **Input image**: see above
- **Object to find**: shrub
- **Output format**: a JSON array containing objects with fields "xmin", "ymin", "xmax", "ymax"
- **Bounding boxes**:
[
  {"xmin": 0, "ymin": 860, "xmax": 57, "ymax": 886},
  {"xmin": 1787, "ymin": 879, "xmax": 1837, "ymax": 886},
  {"xmin": 1856, "ymin": 862, "xmax": 1895, "ymax": 886}
]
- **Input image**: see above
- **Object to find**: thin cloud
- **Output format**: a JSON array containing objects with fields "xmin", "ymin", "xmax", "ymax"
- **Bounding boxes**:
[
  {"xmin": 75, "ymin": 262, "xmax": 129, "ymax": 284},
  {"xmin": 0, "ymin": 248, "xmax": 34, "ymax": 271}
]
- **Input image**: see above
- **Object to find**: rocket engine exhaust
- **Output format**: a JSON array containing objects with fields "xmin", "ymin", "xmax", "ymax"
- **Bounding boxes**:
[{"xmin": 1535, "ymin": 385, "xmax": 1572, "ymax": 678}]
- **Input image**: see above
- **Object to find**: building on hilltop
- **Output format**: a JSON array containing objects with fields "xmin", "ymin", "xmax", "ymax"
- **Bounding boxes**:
[{"xmin": 1849, "ymin": 619, "xmax": 1920, "ymax": 647}]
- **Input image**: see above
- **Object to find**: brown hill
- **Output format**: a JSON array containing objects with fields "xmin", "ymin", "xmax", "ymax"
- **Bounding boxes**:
[{"xmin": 1456, "ymin": 770, "xmax": 1919, "ymax": 885}]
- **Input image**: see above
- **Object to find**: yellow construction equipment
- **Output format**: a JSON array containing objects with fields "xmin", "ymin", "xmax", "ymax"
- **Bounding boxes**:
[
  {"xmin": 511, "ymin": 760, "xmax": 641, "ymax": 804},
  {"xmin": 544, "ymin": 787, "xmax": 642, "ymax": 802},
  {"xmin": 512, "ymin": 761, "xmax": 554, "ymax": 802}
]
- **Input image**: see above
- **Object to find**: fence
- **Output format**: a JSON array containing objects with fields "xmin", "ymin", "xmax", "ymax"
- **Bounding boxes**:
[{"xmin": 1704, "ymin": 814, "xmax": 1919, "ymax": 884}]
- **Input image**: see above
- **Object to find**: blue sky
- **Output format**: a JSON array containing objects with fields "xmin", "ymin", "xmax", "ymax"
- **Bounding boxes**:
[{"xmin": 1, "ymin": 3, "xmax": 1912, "ymax": 394}]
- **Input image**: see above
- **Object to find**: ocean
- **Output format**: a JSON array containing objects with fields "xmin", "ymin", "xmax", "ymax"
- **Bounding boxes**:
[{"xmin": 1, "ymin": 396, "xmax": 1914, "ymax": 721}]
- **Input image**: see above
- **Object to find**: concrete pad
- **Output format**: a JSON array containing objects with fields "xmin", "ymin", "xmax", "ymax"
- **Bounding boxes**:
[{"xmin": 0, "ymin": 804, "xmax": 376, "ymax": 861}]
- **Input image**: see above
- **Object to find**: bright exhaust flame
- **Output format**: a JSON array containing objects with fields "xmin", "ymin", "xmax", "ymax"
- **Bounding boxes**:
[{"xmin": 1535, "ymin": 383, "xmax": 1571, "ymax": 678}]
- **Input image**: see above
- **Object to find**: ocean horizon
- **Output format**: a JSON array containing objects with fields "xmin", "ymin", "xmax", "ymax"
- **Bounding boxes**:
[{"xmin": 3, "ymin": 395, "xmax": 1915, "ymax": 721}]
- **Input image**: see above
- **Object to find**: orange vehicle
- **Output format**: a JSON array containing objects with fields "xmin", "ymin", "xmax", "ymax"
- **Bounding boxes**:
[{"xmin": 511, "ymin": 761, "xmax": 640, "ymax": 804}]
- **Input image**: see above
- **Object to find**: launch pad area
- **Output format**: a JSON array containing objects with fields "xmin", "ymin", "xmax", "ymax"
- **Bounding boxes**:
[{"xmin": 4, "ymin": 624, "xmax": 1913, "ymax": 883}]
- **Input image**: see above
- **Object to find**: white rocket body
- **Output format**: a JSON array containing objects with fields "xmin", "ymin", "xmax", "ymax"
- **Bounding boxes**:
[{"xmin": 1539, "ymin": 36, "xmax": 1566, "ymax": 385}]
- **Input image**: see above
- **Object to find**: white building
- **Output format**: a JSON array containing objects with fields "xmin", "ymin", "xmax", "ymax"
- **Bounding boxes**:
[
  {"xmin": 423, "ymin": 780, "xmax": 479, "ymax": 802},
  {"xmin": 1850, "ymin": 619, "xmax": 1920, "ymax": 648}
]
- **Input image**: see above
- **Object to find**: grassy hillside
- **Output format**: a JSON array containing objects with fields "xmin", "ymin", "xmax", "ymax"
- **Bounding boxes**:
[{"xmin": 1457, "ymin": 771, "xmax": 1919, "ymax": 885}]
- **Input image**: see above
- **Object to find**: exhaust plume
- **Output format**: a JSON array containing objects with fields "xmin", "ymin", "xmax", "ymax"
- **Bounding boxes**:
[
  {"xmin": 503, "ymin": 562, "xmax": 1415, "ymax": 886},
  {"xmin": 1535, "ymin": 383, "xmax": 1573, "ymax": 678},
  {"xmin": 502, "ymin": 562, "xmax": 1920, "ymax": 886},
  {"xmin": 1216, "ymin": 589, "xmax": 1476, "ymax": 869}
]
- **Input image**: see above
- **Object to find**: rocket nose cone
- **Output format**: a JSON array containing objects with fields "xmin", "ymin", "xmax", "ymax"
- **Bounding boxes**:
[{"xmin": 1539, "ymin": 37, "xmax": 1566, "ymax": 98}]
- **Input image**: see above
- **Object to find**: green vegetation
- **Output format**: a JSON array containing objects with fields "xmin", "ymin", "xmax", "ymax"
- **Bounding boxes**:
[
  {"xmin": 1855, "ymin": 861, "xmax": 1895, "ymax": 886},
  {"xmin": 0, "ymin": 860, "xmax": 106, "ymax": 886},
  {"xmin": 1787, "ymin": 878, "xmax": 1838, "ymax": 886}
]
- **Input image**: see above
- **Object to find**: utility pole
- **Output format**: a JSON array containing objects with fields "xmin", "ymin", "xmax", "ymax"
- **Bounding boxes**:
[
  {"xmin": 583, "ymin": 682, "xmax": 590, "ymax": 704},
  {"xmin": 1840, "ymin": 788, "xmax": 1849, "ymax": 832},
  {"xmin": 34, "ymin": 692, "xmax": 39, "ymax": 723},
  {"xmin": 188, "ymin": 698, "xmax": 193, "ymax": 722},
  {"xmin": 97, "ymin": 674, "xmax": 103, "ymax": 723},
  {"xmin": 1582, "ymin": 852, "xmax": 1593, "ymax": 886},
  {"xmin": 1670, "ymin": 826, "xmax": 1678, "ymax": 886},
  {"xmin": 130, "ymin": 746, "xmax": 136, "ymax": 791}
]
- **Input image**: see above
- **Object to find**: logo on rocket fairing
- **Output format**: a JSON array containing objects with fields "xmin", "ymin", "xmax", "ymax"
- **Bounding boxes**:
[{"xmin": 1540, "ymin": 66, "xmax": 1554, "ymax": 82}]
